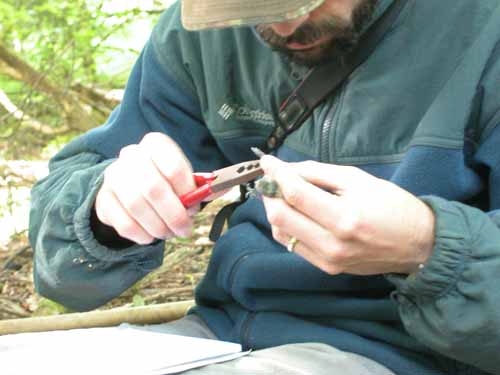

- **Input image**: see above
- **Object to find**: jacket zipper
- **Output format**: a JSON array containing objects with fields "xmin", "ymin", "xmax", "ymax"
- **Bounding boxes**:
[
  {"xmin": 319, "ymin": 101, "xmax": 339, "ymax": 163},
  {"xmin": 319, "ymin": 82, "xmax": 348, "ymax": 163}
]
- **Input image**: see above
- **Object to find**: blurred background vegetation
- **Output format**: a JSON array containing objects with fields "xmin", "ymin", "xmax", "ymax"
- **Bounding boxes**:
[
  {"xmin": 0, "ymin": 0, "xmax": 164, "ymax": 159},
  {"xmin": 0, "ymin": 0, "xmax": 216, "ymax": 320}
]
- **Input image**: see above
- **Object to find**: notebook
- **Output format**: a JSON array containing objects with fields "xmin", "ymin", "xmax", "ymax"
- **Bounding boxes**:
[{"xmin": 0, "ymin": 324, "xmax": 249, "ymax": 374}]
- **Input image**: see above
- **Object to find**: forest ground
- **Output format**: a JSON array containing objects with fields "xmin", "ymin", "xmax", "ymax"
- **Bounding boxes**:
[{"xmin": 0, "ymin": 196, "xmax": 228, "ymax": 320}]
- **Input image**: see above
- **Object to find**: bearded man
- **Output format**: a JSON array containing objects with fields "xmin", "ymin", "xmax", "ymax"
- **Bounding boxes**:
[{"xmin": 30, "ymin": 1, "xmax": 500, "ymax": 374}]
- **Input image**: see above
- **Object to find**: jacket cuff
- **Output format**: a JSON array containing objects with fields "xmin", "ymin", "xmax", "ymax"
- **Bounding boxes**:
[
  {"xmin": 90, "ymin": 205, "xmax": 136, "ymax": 250},
  {"xmin": 386, "ymin": 196, "xmax": 470, "ymax": 299},
  {"xmin": 73, "ymin": 165, "xmax": 158, "ymax": 262}
]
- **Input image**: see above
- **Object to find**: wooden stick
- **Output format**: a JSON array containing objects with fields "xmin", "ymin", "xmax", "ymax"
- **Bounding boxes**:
[
  {"xmin": 0, "ymin": 300, "xmax": 195, "ymax": 335},
  {"xmin": 143, "ymin": 286, "xmax": 194, "ymax": 303}
]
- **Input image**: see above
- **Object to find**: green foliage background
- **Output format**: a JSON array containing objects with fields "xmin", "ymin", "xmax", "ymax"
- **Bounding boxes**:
[
  {"xmin": 0, "ymin": 1, "xmax": 213, "ymax": 320},
  {"xmin": 0, "ymin": 1, "xmax": 175, "ymax": 318},
  {"xmin": 0, "ymin": 0, "xmax": 164, "ymax": 159}
]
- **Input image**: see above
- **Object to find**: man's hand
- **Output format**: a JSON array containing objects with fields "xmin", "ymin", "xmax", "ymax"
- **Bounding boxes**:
[
  {"xmin": 260, "ymin": 155, "xmax": 436, "ymax": 276},
  {"xmin": 95, "ymin": 132, "xmax": 198, "ymax": 245}
]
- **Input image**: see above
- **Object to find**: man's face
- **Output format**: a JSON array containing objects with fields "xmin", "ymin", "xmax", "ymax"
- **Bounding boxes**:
[{"xmin": 255, "ymin": 0, "xmax": 377, "ymax": 67}]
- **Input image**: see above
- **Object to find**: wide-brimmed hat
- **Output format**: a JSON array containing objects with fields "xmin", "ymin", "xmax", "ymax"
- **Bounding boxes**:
[{"xmin": 181, "ymin": 0, "xmax": 325, "ymax": 30}]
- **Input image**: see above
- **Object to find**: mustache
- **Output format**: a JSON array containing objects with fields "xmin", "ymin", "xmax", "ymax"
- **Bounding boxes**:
[
  {"xmin": 255, "ymin": 0, "xmax": 378, "ymax": 67},
  {"xmin": 255, "ymin": 0, "xmax": 378, "ymax": 52},
  {"xmin": 255, "ymin": 18, "xmax": 352, "ymax": 49}
]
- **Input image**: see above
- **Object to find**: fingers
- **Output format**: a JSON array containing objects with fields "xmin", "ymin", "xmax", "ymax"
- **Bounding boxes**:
[
  {"xmin": 264, "ymin": 196, "xmax": 346, "ymax": 271},
  {"xmin": 141, "ymin": 133, "xmax": 196, "ymax": 197},
  {"xmin": 261, "ymin": 155, "xmax": 367, "ymax": 192},
  {"xmin": 260, "ymin": 156, "xmax": 434, "ymax": 276},
  {"xmin": 95, "ymin": 188, "xmax": 160, "ymax": 245},
  {"xmin": 117, "ymin": 143, "xmax": 194, "ymax": 236},
  {"xmin": 101, "ymin": 160, "xmax": 178, "ymax": 240},
  {"xmin": 259, "ymin": 156, "xmax": 370, "ymax": 275},
  {"xmin": 260, "ymin": 156, "xmax": 349, "ymax": 234},
  {"xmin": 274, "ymin": 230, "xmax": 346, "ymax": 276},
  {"xmin": 293, "ymin": 161, "xmax": 369, "ymax": 192},
  {"xmin": 95, "ymin": 133, "xmax": 196, "ymax": 244},
  {"xmin": 264, "ymin": 193, "xmax": 367, "ymax": 275}
]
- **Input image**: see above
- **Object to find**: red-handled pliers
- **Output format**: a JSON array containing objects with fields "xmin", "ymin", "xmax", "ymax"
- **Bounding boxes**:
[{"xmin": 179, "ymin": 159, "xmax": 263, "ymax": 208}]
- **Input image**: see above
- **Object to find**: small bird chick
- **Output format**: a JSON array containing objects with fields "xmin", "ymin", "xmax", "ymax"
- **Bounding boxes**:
[{"xmin": 255, "ymin": 176, "xmax": 282, "ymax": 198}]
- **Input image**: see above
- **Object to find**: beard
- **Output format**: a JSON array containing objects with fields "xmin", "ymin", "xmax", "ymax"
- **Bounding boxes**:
[{"xmin": 255, "ymin": 0, "xmax": 378, "ymax": 67}]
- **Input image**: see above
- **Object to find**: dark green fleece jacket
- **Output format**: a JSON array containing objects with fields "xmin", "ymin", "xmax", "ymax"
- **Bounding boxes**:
[{"xmin": 30, "ymin": 1, "xmax": 500, "ymax": 374}]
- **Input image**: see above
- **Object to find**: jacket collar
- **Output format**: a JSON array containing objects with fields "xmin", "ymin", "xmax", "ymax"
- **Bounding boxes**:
[{"xmin": 362, "ymin": 0, "xmax": 395, "ymax": 33}]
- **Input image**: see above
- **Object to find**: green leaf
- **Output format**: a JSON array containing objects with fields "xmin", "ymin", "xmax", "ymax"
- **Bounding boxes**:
[
  {"xmin": 132, "ymin": 294, "xmax": 146, "ymax": 307},
  {"xmin": 33, "ymin": 298, "xmax": 73, "ymax": 316}
]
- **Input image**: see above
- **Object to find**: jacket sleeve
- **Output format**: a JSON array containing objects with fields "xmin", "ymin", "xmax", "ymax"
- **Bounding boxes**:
[
  {"xmin": 387, "ymin": 48, "xmax": 500, "ymax": 374},
  {"xmin": 29, "ymin": 7, "xmax": 228, "ymax": 312}
]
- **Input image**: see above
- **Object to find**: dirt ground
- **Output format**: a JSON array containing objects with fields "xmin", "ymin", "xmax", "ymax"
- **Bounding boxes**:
[{"xmin": 0, "ymin": 199, "xmax": 229, "ymax": 320}]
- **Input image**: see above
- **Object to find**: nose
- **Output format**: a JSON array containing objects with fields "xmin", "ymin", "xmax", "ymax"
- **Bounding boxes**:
[{"xmin": 269, "ymin": 14, "xmax": 309, "ymax": 37}]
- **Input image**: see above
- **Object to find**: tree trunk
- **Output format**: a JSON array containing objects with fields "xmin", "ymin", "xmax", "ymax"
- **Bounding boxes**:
[
  {"xmin": 0, "ymin": 44, "xmax": 118, "ymax": 132},
  {"xmin": 0, "ymin": 89, "xmax": 70, "ymax": 136}
]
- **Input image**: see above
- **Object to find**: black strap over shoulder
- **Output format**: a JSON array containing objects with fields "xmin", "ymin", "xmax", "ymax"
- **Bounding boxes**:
[
  {"xmin": 266, "ymin": 0, "xmax": 408, "ymax": 150},
  {"xmin": 209, "ymin": 0, "xmax": 408, "ymax": 242}
]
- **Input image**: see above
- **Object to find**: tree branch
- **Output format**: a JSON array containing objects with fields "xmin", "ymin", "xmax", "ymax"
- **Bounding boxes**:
[
  {"xmin": 71, "ymin": 83, "xmax": 120, "ymax": 113},
  {"xmin": 0, "ymin": 89, "xmax": 69, "ymax": 135},
  {"xmin": 0, "ymin": 44, "xmax": 101, "ymax": 131}
]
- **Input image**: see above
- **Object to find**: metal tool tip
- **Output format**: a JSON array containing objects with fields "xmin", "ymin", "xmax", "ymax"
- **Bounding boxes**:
[{"xmin": 251, "ymin": 147, "xmax": 266, "ymax": 159}]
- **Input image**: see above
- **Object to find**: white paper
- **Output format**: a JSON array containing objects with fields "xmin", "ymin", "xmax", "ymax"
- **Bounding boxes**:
[{"xmin": 0, "ymin": 325, "xmax": 248, "ymax": 375}]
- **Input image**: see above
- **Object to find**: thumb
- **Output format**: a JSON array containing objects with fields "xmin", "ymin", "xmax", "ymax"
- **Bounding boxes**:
[
  {"xmin": 292, "ymin": 161, "xmax": 368, "ymax": 194},
  {"xmin": 260, "ymin": 156, "xmax": 366, "ymax": 194},
  {"xmin": 260, "ymin": 154, "xmax": 288, "ymax": 176}
]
